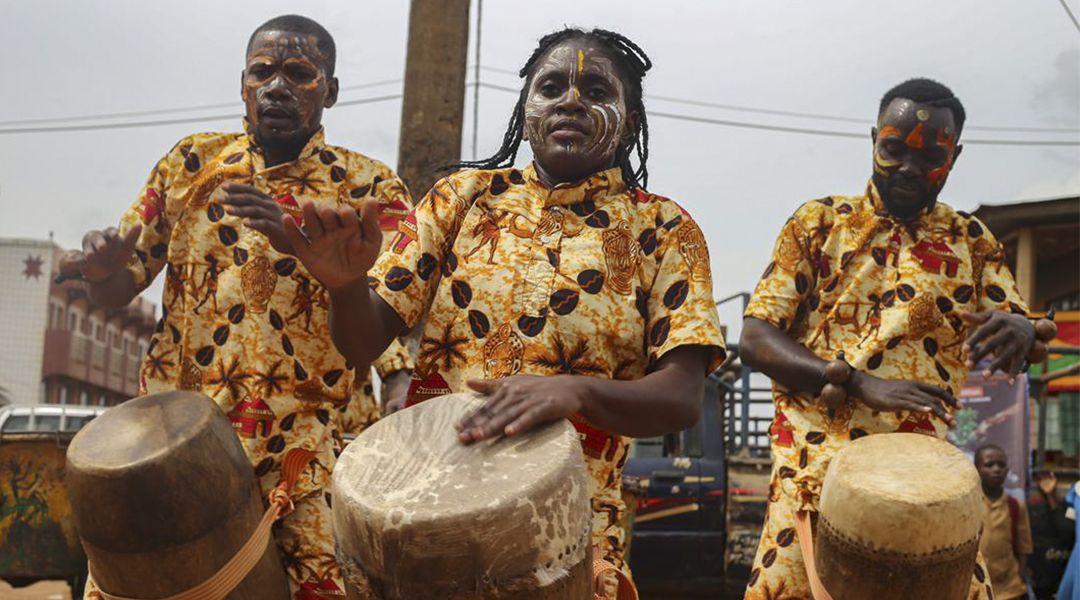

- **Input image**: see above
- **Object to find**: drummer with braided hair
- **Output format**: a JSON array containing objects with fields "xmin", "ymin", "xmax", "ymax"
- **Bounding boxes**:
[{"xmin": 282, "ymin": 27, "xmax": 725, "ymax": 586}]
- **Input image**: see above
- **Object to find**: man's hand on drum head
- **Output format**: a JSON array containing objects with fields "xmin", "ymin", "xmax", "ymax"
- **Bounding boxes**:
[
  {"xmin": 960, "ymin": 311, "xmax": 1036, "ymax": 382},
  {"xmin": 848, "ymin": 372, "xmax": 959, "ymax": 427},
  {"xmin": 58, "ymin": 224, "xmax": 143, "ymax": 283},
  {"xmin": 282, "ymin": 199, "xmax": 382, "ymax": 290},
  {"xmin": 456, "ymin": 375, "xmax": 586, "ymax": 443}
]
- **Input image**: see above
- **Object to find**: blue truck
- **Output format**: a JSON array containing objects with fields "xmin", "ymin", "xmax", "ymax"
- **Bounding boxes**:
[{"xmin": 623, "ymin": 346, "xmax": 774, "ymax": 599}]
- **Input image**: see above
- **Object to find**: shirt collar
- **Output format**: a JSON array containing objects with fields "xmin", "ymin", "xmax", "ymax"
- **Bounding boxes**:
[{"xmin": 524, "ymin": 163, "xmax": 627, "ymax": 206}]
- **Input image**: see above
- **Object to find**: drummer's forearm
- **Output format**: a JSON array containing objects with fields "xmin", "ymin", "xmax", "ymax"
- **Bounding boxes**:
[
  {"xmin": 739, "ymin": 316, "xmax": 829, "ymax": 394},
  {"xmin": 579, "ymin": 346, "xmax": 708, "ymax": 438},
  {"xmin": 327, "ymin": 281, "xmax": 405, "ymax": 367}
]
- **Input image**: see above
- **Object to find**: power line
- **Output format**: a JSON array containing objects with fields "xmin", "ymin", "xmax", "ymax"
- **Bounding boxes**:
[
  {"xmin": 0, "ymin": 94, "xmax": 402, "ymax": 135},
  {"xmin": 1058, "ymin": 0, "xmax": 1080, "ymax": 32},
  {"xmin": 478, "ymin": 64, "xmax": 1080, "ymax": 134},
  {"xmin": 474, "ymin": 82, "xmax": 1079, "ymax": 146},
  {"xmin": 0, "ymin": 79, "xmax": 403, "ymax": 127},
  {"xmin": 648, "ymin": 111, "xmax": 1080, "ymax": 146},
  {"xmin": 649, "ymin": 95, "xmax": 1079, "ymax": 134}
]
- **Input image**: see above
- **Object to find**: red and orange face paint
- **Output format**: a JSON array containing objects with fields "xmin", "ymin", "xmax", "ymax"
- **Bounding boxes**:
[
  {"xmin": 874, "ymin": 120, "xmax": 957, "ymax": 189},
  {"xmin": 927, "ymin": 129, "xmax": 957, "ymax": 187}
]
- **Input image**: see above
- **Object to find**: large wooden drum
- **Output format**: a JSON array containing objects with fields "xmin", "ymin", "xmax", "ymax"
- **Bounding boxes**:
[
  {"xmin": 66, "ymin": 391, "xmax": 290, "ymax": 599},
  {"xmin": 332, "ymin": 392, "xmax": 592, "ymax": 600},
  {"xmin": 815, "ymin": 432, "xmax": 983, "ymax": 600}
]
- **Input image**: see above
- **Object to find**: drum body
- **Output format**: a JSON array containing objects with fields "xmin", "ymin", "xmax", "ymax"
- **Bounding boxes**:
[
  {"xmin": 815, "ymin": 432, "xmax": 983, "ymax": 600},
  {"xmin": 332, "ymin": 393, "xmax": 593, "ymax": 600},
  {"xmin": 66, "ymin": 391, "xmax": 290, "ymax": 599}
]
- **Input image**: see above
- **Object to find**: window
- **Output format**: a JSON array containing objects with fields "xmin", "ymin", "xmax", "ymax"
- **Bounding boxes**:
[
  {"xmin": 2, "ymin": 415, "xmax": 30, "ymax": 432},
  {"xmin": 58, "ymin": 385, "xmax": 68, "ymax": 405},
  {"xmin": 94, "ymin": 322, "xmax": 104, "ymax": 343},
  {"xmin": 40, "ymin": 381, "xmax": 48, "ymax": 403},
  {"xmin": 64, "ymin": 415, "xmax": 97, "ymax": 432},
  {"xmin": 68, "ymin": 312, "xmax": 79, "ymax": 331},
  {"xmin": 79, "ymin": 390, "xmax": 90, "ymax": 406},
  {"xmin": 50, "ymin": 304, "xmax": 64, "ymax": 329},
  {"xmin": 630, "ymin": 437, "xmax": 665, "ymax": 459},
  {"xmin": 34, "ymin": 415, "xmax": 61, "ymax": 432},
  {"xmin": 123, "ymin": 338, "xmax": 129, "ymax": 354}
]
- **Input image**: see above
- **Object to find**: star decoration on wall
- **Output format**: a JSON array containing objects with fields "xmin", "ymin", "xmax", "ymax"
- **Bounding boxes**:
[{"xmin": 22, "ymin": 255, "xmax": 43, "ymax": 280}]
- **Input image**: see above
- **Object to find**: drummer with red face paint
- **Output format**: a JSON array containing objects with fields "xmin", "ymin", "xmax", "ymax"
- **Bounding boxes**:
[{"xmin": 739, "ymin": 78, "xmax": 1043, "ymax": 600}]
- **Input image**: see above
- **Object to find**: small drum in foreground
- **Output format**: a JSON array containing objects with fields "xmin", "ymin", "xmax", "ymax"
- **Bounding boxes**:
[
  {"xmin": 816, "ymin": 432, "xmax": 984, "ymax": 600},
  {"xmin": 66, "ymin": 391, "xmax": 290, "ymax": 599},
  {"xmin": 332, "ymin": 392, "xmax": 592, "ymax": 600}
]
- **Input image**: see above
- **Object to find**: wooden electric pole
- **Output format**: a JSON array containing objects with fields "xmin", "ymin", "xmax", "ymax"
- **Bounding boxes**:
[{"xmin": 397, "ymin": 0, "xmax": 471, "ymax": 200}]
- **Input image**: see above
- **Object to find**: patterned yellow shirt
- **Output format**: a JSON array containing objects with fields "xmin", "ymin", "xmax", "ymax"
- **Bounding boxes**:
[
  {"xmin": 743, "ymin": 182, "xmax": 1025, "ymax": 600},
  {"xmin": 746, "ymin": 181, "xmax": 1028, "ymax": 511},
  {"xmin": 370, "ymin": 163, "xmax": 726, "ymax": 567},
  {"xmin": 120, "ymin": 128, "xmax": 411, "ymax": 501}
]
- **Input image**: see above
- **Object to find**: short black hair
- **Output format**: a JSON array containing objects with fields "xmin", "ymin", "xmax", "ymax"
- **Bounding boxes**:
[
  {"xmin": 974, "ymin": 443, "xmax": 1006, "ymax": 465},
  {"xmin": 879, "ymin": 78, "xmax": 966, "ymax": 135},
  {"xmin": 248, "ymin": 15, "xmax": 336, "ymax": 76},
  {"xmin": 454, "ymin": 27, "xmax": 652, "ymax": 189}
]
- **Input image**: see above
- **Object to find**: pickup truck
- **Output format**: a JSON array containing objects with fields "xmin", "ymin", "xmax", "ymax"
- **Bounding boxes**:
[
  {"xmin": 624, "ymin": 350, "xmax": 773, "ymax": 599},
  {"xmin": 0, "ymin": 404, "xmax": 106, "ymax": 598}
]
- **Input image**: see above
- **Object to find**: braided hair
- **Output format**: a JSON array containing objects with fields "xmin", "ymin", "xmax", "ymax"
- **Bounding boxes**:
[{"xmin": 456, "ymin": 27, "xmax": 652, "ymax": 189}]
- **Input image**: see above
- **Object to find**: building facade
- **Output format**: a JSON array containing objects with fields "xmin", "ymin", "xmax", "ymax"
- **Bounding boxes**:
[
  {"xmin": 0, "ymin": 237, "xmax": 156, "ymax": 407},
  {"xmin": 974, "ymin": 195, "xmax": 1080, "ymax": 466}
]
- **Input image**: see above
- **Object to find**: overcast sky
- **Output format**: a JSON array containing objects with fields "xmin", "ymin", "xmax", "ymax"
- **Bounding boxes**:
[{"xmin": 1, "ymin": 0, "xmax": 1077, "ymax": 333}]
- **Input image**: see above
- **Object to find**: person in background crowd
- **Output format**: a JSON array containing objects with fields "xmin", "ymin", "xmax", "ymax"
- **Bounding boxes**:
[{"xmin": 976, "ymin": 444, "xmax": 1034, "ymax": 600}]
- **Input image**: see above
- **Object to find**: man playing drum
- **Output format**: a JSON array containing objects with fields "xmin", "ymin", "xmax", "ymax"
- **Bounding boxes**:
[
  {"xmin": 58, "ymin": 15, "xmax": 412, "ymax": 596},
  {"xmin": 739, "ymin": 78, "xmax": 1046, "ymax": 600}
]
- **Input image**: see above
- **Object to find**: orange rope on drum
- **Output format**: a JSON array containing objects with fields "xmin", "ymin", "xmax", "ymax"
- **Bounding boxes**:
[
  {"xmin": 794, "ymin": 510, "xmax": 836, "ymax": 600},
  {"xmin": 92, "ymin": 448, "xmax": 316, "ymax": 600},
  {"xmin": 592, "ymin": 553, "xmax": 639, "ymax": 600}
]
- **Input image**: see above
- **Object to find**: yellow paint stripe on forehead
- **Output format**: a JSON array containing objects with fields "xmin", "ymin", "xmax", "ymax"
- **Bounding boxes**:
[{"xmin": 578, "ymin": 50, "xmax": 584, "ymax": 73}]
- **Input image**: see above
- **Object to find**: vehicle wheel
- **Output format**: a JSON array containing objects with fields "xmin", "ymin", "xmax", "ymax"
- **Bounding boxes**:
[{"xmin": 70, "ymin": 574, "xmax": 88, "ymax": 599}]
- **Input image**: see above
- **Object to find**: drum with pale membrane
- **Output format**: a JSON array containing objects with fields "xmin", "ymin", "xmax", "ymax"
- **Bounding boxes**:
[
  {"xmin": 332, "ymin": 392, "xmax": 592, "ymax": 600},
  {"xmin": 815, "ymin": 432, "xmax": 984, "ymax": 600},
  {"xmin": 66, "ymin": 391, "xmax": 290, "ymax": 599}
]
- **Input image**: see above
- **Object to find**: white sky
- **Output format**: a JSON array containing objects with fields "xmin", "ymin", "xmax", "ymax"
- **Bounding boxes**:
[{"xmin": 1, "ymin": 0, "xmax": 1077, "ymax": 336}]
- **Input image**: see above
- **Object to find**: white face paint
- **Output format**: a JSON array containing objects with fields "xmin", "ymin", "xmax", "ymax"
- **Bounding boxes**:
[{"xmin": 522, "ymin": 40, "xmax": 629, "ymax": 170}]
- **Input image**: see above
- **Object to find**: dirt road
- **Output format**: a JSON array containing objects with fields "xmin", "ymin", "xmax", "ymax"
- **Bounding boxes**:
[{"xmin": 0, "ymin": 580, "xmax": 71, "ymax": 600}]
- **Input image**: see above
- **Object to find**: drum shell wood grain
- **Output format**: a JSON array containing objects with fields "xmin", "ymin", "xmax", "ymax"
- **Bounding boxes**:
[
  {"xmin": 815, "ymin": 432, "xmax": 983, "ymax": 600},
  {"xmin": 815, "ymin": 515, "xmax": 979, "ymax": 600},
  {"xmin": 333, "ymin": 393, "xmax": 592, "ymax": 600},
  {"xmin": 65, "ymin": 391, "xmax": 290, "ymax": 599}
]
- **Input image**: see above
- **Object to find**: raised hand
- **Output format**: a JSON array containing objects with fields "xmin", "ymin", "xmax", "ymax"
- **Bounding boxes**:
[
  {"xmin": 221, "ymin": 183, "xmax": 294, "ymax": 254},
  {"xmin": 58, "ymin": 224, "xmax": 142, "ymax": 283},
  {"xmin": 848, "ymin": 371, "xmax": 959, "ymax": 427},
  {"xmin": 961, "ymin": 311, "xmax": 1036, "ymax": 380},
  {"xmin": 282, "ymin": 199, "xmax": 382, "ymax": 290}
]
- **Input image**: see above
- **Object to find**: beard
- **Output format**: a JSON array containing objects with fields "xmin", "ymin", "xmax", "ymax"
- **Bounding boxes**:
[{"xmin": 873, "ymin": 172, "xmax": 939, "ymax": 220}]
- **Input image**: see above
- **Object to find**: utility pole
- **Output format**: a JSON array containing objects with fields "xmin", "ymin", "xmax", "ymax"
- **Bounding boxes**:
[{"xmin": 397, "ymin": 0, "xmax": 471, "ymax": 200}]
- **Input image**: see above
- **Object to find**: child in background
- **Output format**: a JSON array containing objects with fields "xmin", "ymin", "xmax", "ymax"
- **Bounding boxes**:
[{"xmin": 976, "ymin": 444, "xmax": 1035, "ymax": 600}]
